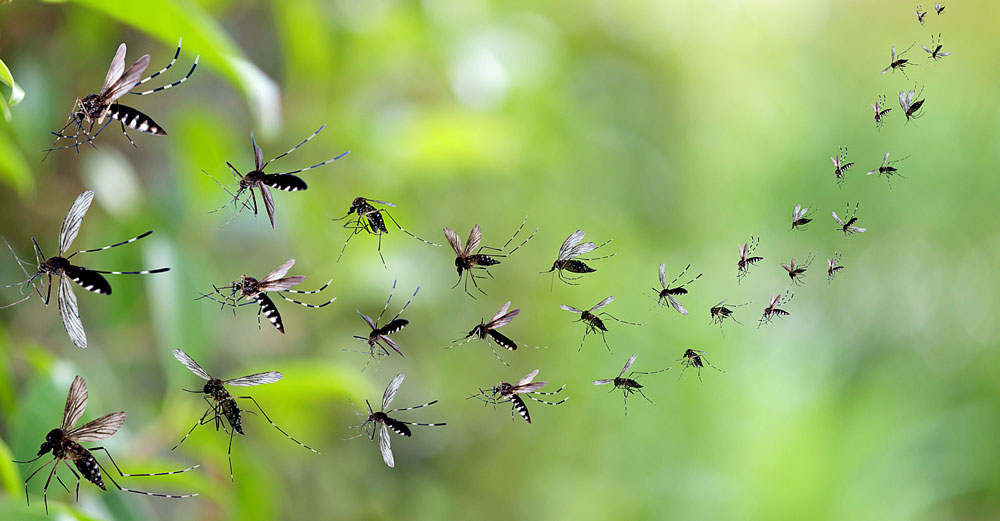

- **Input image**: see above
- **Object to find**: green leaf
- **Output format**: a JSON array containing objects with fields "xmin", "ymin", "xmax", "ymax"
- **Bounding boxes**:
[
  {"xmin": 0, "ymin": 127, "xmax": 33, "ymax": 195},
  {"xmin": 0, "ymin": 57, "xmax": 26, "ymax": 121}
]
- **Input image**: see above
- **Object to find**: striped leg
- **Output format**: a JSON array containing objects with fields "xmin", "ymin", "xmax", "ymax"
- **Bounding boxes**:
[
  {"xmin": 387, "ymin": 400, "xmax": 439, "ymax": 413},
  {"xmin": 90, "ymin": 451, "xmax": 198, "ymax": 499},
  {"xmin": 119, "ymin": 119, "xmax": 138, "ymax": 147},
  {"xmin": 272, "ymin": 150, "xmax": 350, "ymax": 176},
  {"xmin": 263, "ymin": 124, "xmax": 329, "ymax": 167},
  {"xmin": 235, "ymin": 396, "xmax": 320, "ymax": 454},
  {"xmin": 129, "ymin": 44, "xmax": 200, "ymax": 95},
  {"xmin": 382, "ymin": 210, "xmax": 440, "ymax": 247},
  {"xmin": 525, "ymin": 392, "xmax": 568, "ymax": 406},
  {"xmin": 66, "ymin": 230, "xmax": 155, "ymax": 258},
  {"xmin": 89, "ymin": 267, "xmax": 170, "ymax": 275},
  {"xmin": 277, "ymin": 291, "xmax": 336, "ymax": 308},
  {"xmin": 90, "ymin": 447, "xmax": 199, "ymax": 477}
]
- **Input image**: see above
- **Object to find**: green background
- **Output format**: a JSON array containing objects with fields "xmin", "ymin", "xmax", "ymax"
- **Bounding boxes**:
[{"xmin": 0, "ymin": 0, "xmax": 998, "ymax": 519}]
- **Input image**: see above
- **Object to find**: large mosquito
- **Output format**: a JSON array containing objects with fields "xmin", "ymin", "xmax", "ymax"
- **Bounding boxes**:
[
  {"xmin": 831, "ymin": 146, "xmax": 854, "ymax": 186},
  {"xmin": 470, "ymin": 369, "xmax": 567, "ymax": 424},
  {"xmin": 867, "ymin": 151, "xmax": 908, "ymax": 188},
  {"xmin": 351, "ymin": 280, "xmax": 419, "ymax": 364},
  {"xmin": 737, "ymin": 236, "xmax": 764, "ymax": 283},
  {"xmin": 923, "ymin": 33, "xmax": 951, "ymax": 61},
  {"xmin": 677, "ymin": 349, "xmax": 727, "ymax": 383},
  {"xmin": 451, "ymin": 300, "xmax": 521, "ymax": 365},
  {"xmin": 651, "ymin": 262, "xmax": 701, "ymax": 316},
  {"xmin": 709, "ymin": 299, "xmax": 750, "ymax": 335},
  {"xmin": 900, "ymin": 85, "xmax": 926, "ymax": 123},
  {"xmin": 1, "ymin": 190, "xmax": 169, "ymax": 349},
  {"xmin": 332, "ymin": 196, "xmax": 438, "ymax": 268},
  {"xmin": 561, "ymin": 296, "xmax": 640, "ymax": 352},
  {"xmin": 780, "ymin": 253, "xmax": 814, "ymax": 286},
  {"xmin": 45, "ymin": 39, "xmax": 199, "ymax": 158},
  {"xmin": 832, "ymin": 203, "xmax": 867, "ymax": 236},
  {"xmin": 827, "ymin": 252, "xmax": 845, "ymax": 283},
  {"xmin": 349, "ymin": 373, "xmax": 445, "ymax": 468},
  {"xmin": 791, "ymin": 203, "xmax": 813, "ymax": 230},
  {"xmin": 542, "ymin": 230, "xmax": 616, "ymax": 287},
  {"xmin": 198, "ymin": 259, "xmax": 335, "ymax": 334},
  {"xmin": 759, "ymin": 290, "xmax": 793, "ymax": 327},
  {"xmin": 443, "ymin": 217, "xmax": 537, "ymax": 298},
  {"xmin": 881, "ymin": 43, "xmax": 915, "ymax": 79},
  {"xmin": 210, "ymin": 126, "xmax": 349, "ymax": 228},
  {"xmin": 592, "ymin": 354, "xmax": 669, "ymax": 416},
  {"xmin": 14, "ymin": 376, "xmax": 197, "ymax": 514},
  {"xmin": 872, "ymin": 94, "xmax": 892, "ymax": 130}
]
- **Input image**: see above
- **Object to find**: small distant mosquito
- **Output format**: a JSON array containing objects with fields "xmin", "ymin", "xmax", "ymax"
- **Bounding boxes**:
[
  {"xmin": 171, "ymin": 349, "xmax": 319, "ymax": 480},
  {"xmin": 780, "ymin": 253, "xmax": 814, "ymax": 286},
  {"xmin": 831, "ymin": 146, "xmax": 854, "ymax": 186},
  {"xmin": 709, "ymin": 299, "xmax": 749, "ymax": 335},
  {"xmin": 791, "ymin": 203, "xmax": 813, "ymax": 230},
  {"xmin": 866, "ymin": 151, "xmax": 909, "ymax": 188},
  {"xmin": 349, "ymin": 373, "xmax": 445, "ymax": 468},
  {"xmin": 45, "ymin": 39, "xmax": 199, "ymax": 158},
  {"xmin": 561, "ymin": 296, "xmax": 641, "ymax": 352},
  {"xmin": 543, "ymin": 230, "xmax": 616, "ymax": 287},
  {"xmin": 872, "ymin": 94, "xmax": 892, "ymax": 130},
  {"xmin": 452, "ymin": 301, "xmax": 521, "ymax": 365},
  {"xmin": 934, "ymin": 2, "xmax": 945, "ymax": 14},
  {"xmin": 915, "ymin": 5, "xmax": 927, "ymax": 25},
  {"xmin": 209, "ymin": 126, "xmax": 349, "ymax": 228},
  {"xmin": 881, "ymin": 43, "xmax": 915, "ymax": 79},
  {"xmin": 198, "ymin": 259, "xmax": 335, "ymax": 334},
  {"xmin": 332, "ymin": 196, "xmax": 438, "ymax": 268},
  {"xmin": 592, "ymin": 354, "xmax": 669, "ymax": 416},
  {"xmin": 832, "ymin": 203, "xmax": 867, "ymax": 236},
  {"xmin": 737, "ymin": 236, "xmax": 764, "ymax": 283},
  {"xmin": 14, "ymin": 376, "xmax": 197, "ymax": 514},
  {"xmin": 759, "ymin": 290, "xmax": 794, "ymax": 327},
  {"xmin": 651, "ymin": 262, "xmax": 702, "ymax": 316},
  {"xmin": 443, "ymin": 217, "xmax": 537, "ymax": 298},
  {"xmin": 923, "ymin": 33, "xmax": 951, "ymax": 60},
  {"xmin": 677, "ymin": 349, "xmax": 727, "ymax": 383},
  {"xmin": 899, "ymin": 84, "xmax": 926, "ymax": 123},
  {"xmin": 1, "ymin": 190, "xmax": 169, "ymax": 349},
  {"xmin": 352, "ymin": 280, "xmax": 419, "ymax": 363},
  {"xmin": 471, "ymin": 370, "xmax": 567, "ymax": 424},
  {"xmin": 827, "ymin": 252, "xmax": 845, "ymax": 282}
]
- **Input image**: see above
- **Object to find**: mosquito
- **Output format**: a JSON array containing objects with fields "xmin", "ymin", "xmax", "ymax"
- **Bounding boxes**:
[
  {"xmin": 900, "ymin": 84, "xmax": 926, "ymax": 123},
  {"xmin": 831, "ymin": 146, "xmax": 854, "ymax": 186},
  {"xmin": 759, "ymin": 290, "xmax": 793, "ymax": 327},
  {"xmin": 471, "ymin": 370, "xmax": 567, "ymax": 424},
  {"xmin": 592, "ymin": 354, "xmax": 668, "ymax": 416},
  {"xmin": 709, "ymin": 299, "xmax": 749, "ymax": 335},
  {"xmin": 44, "ymin": 39, "xmax": 199, "ymax": 158},
  {"xmin": 791, "ymin": 203, "xmax": 813, "ymax": 230},
  {"xmin": 827, "ymin": 252, "xmax": 845, "ymax": 283},
  {"xmin": 651, "ymin": 262, "xmax": 702, "ymax": 316},
  {"xmin": 332, "ymin": 196, "xmax": 438, "ymax": 268},
  {"xmin": 14, "ymin": 376, "xmax": 197, "ymax": 514},
  {"xmin": 1, "ymin": 190, "xmax": 169, "ymax": 349},
  {"xmin": 451, "ymin": 301, "xmax": 521, "ymax": 365},
  {"xmin": 780, "ymin": 253, "xmax": 814, "ymax": 286},
  {"xmin": 542, "ymin": 230, "xmax": 616, "ymax": 287},
  {"xmin": 352, "ymin": 280, "xmax": 419, "ymax": 364},
  {"xmin": 866, "ymin": 151, "xmax": 908, "ymax": 188},
  {"xmin": 349, "ymin": 373, "xmax": 445, "ymax": 468},
  {"xmin": 737, "ymin": 236, "xmax": 764, "ymax": 283},
  {"xmin": 443, "ymin": 217, "xmax": 537, "ymax": 298},
  {"xmin": 197, "ymin": 259, "xmax": 335, "ymax": 334},
  {"xmin": 923, "ymin": 33, "xmax": 951, "ymax": 60},
  {"xmin": 560, "ymin": 296, "xmax": 641, "ymax": 352},
  {"xmin": 872, "ymin": 94, "xmax": 892, "ymax": 130},
  {"xmin": 915, "ymin": 5, "xmax": 927, "ymax": 25},
  {"xmin": 171, "ymin": 349, "xmax": 318, "ymax": 480},
  {"xmin": 934, "ymin": 2, "xmax": 945, "ymax": 14},
  {"xmin": 677, "ymin": 349, "xmax": 727, "ymax": 383},
  {"xmin": 832, "ymin": 203, "xmax": 867, "ymax": 236},
  {"xmin": 881, "ymin": 43, "xmax": 915, "ymax": 79}
]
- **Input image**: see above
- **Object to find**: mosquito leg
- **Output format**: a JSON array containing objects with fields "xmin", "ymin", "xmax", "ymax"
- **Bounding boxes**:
[
  {"xmin": 90, "ymin": 447, "xmax": 199, "ymax": 477},
  {"xmin": 236, "ymin": 396, "xmax": 321, "ymax": 454},
  {"xmin": 92, "ymin": 454, "xmax": 198, "ymax": 498},
  {"xmin": 22, "ymin": 457, "xmax": 57, "ymax": 508}
]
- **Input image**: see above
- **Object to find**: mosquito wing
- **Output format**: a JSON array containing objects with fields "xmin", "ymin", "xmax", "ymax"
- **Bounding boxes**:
[
  {"xmin": 620, "ymin": 354, "xmax": 637, "ymax": 376},
  {"xmin": 464, "ymin": 225, "xmax": 482, "ymax": 256},
  {"xmin": 781, "ymin": 262, "xmax": 792, "ymax": 273},
  {"xmin": 225, "ymin": 371, "xmax": 283, "ymax": 387},
  {"xmin": 262, "ymin": 259, "xmax": 296, "ymax": 282},
  {"xmin": 260, "ymin": 184, "xmax": 277, "ymax": 228},
  {"xmin": 442, "ymin": 227, "xmax": 463, "ymax": 256},
  {"xmin": 792, "ymin": 204, "xmax": 802, "ymax": 220},
  {"xmin": 557, "ymin": 230, "xmax": 585, "ymax": 260},
  {"xmin": 488, "ymin": 302, "xmax": 519, "ymax": 329},
  {"xmin": 357, "ymin": 309, "xmax": 377, "ymax": 330},
  {"xmin": 258, "ymin": 276, "xmax": 305, "ymax": 292},
  {"xmin": 560, "ymin": 304, "xmax": 583, "ymax": 314},
  {"xmin": 58, "ymin": 274, "xmax": 87, "ymax": 349},
  {"xmin": 591, "ymin": 295, "xmax": 615, "ymax": 312},
  {"xmin": 849, "ymin": 226, "xmax": 867, "ymax": 233},
  {"xmin": 563, "ymin": 241, "xmax": 597, "ymax": 261},
  {"xmin": 592, "ymin": 379, "xmax": 615, "ymax": 386},
  {"xmin": 61, "ymin": 375, "xmax": 89, "ymax": 431},
  {"xmin": 658, "ymin": 262, "xmax": 667, "ymax": 289},
  {"xmin": 378, "ymin": 423, "xmax": 394, "ymax": 467},
  {"xmin": 832, "ymin": 211, "xmax": 844, "ymax": 226},
  {"xmin": 668, "ymin": 295, "xmax": 688, "ymax": 316},
  {"xmin": 103, "ymin": 53, "xmax": 151, "ymax": 103},
  {"xmin": 59, "ymin": 191, "xmax": 95, "ymax": 255},
  {"xmin": 100, "ymin": 44, "xmax": 128, "ymax": 96},
  {"xmin": 251, "ymin": 132, "xmax": 264, "ymax": 171},
  {"xmin": 514, "ymin": 382, "xmax": 546, "ymax": 393},
  {"xmin": 516, "ymin": 369, "xmax": 539, "ymax": 387},
  {"xmin": 67, "ymin": 411, "xmax": 126, "ymax": 443},
  {"xmin": 383, "ymin": 373, "xmax": 405, "ymax": 410},
  {"xmin": 714, "ymin": 299, "xmax": 728, "ymax": 308},
  {"xmin": 172, "ymin": 348, "xmax": 211, "ymax": 380}
]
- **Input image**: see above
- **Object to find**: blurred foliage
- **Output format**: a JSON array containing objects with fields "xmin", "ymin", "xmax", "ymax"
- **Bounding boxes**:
[{"xmin": 1, "ymin": 1, "xmax": 1000, "ymax": 521}]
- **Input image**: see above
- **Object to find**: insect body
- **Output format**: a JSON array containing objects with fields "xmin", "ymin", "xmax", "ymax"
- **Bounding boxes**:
[
  {"xmin": 677, "ymin": 349, "xmax": 727, "ymax": 383},
  {"xmin": 709, "ymin": 299, "xmax": 749, "ymax": 335},
  {"xmin": 831, "ymin": 146, "xmax": 854, "ymax": 186},
  {"xmin": 832, "ymin": 203, "xmax": 867, "ymax": 236},
  {"xmin": 922, "ymin": 33, "xmax": 951, "ymax": 60},
  {"xmin": 352, "ymin": 280, "xmax": 419, "ymax": 363},
  {"xmin": 737, "ymin": 236, "xmax": 764, "ymax": 283},
  {"xmin": 592, "ymin": 354, "xmax": 668, "ymax": 415},
  {"xmin": 827, "ymin": 252, "xmax": 845, "ymax": 282},
  {"xmin": 900, "ymin": 85, "xmax": 926, "ymax": 122},
  {"xmin": 780, "ymin": 253, "xmax": 814, "ymax": 286},
  {"xmin": 881, "ymin": 43, "xmax": 915, "ymax": 79},
  {"xmin": 866, "ymin": 151, "xmax": 908, "ymax": 188},
  {"xmin": 543, "ymin": 230, "xmax": 616, "ymax": 286},
  {"xmin": 443, "ymin": 217, "xmax": 537, "ymax": 297},
  {"xmin": 915, "ymin": 5, "xmax": 927, "ymax": 25},
  {"xmin": 452, "ymin": 301, "xmax": 521, "ymax": 365},
  {"xmin": 791, "ymin": 203, "xmax": 813, "ymax": 230},
  {"xmin": 759, "ymin": 290, "xmax": 794, "ymax": 327},
  {"xmin": 561, "ymin": 296, "xmax": 640, "ymax": 351},
  {"xmin": 652, "ymin": 262, "xmax": 702, "ymax": 315},
  {"xmin": 350, "ymin": 374, "xmax": 445, "ymax": 468},
  {"xmin": 332, "ymin": 196, "xmax": 438, "ymax": 268},
  {"xmin": 872, "ymin": 94, "xmax": 892, "ymax": 130},
  {"xmin": 934, "ymin": 2, "xmax": 945, "ymax": 14},
  {"xmin": 473, "ymin": 370, "xmax": 567, "ymax": 424}
]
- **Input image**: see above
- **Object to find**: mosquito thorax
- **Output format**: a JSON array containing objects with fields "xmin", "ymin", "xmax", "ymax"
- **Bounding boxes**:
[
  {"xmin": 204, "ymin": 379, "xmax": 227, "ymax": 398},
  {"xmin": 239, "ymin": 276, "xmax": 259, "ymax": 296},
  {"xmin": 79, "ymin": 94, "xmax": 103, "ymax": 119},
  {"xmin": 242, "ymin": 171, "xmax": 266, "ymax": 187},
  {"xmin": 40, "ymin": 256, "xmax": 70, "ymax": 274},
  {"xmin": 371, "ymin": 411, "xmax": 389, "ymax": 423}
]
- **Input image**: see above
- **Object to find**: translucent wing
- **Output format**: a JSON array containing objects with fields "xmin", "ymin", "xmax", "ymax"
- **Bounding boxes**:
[
  {"xmin": 560, "ymin": 304, "xmax": 583, "ymax": 314},
  {"xmin": 516, "ymin": 369, "xmax": 540, "ymax": 387},
  {"xmin": 832, "ymin": 211, "xmax": 844, "ymax": 225},
  {"xmin": 849, "ymin": 226, "xmax": 867, "ymax": 233},
  {"xmin": 59, "ymin": 191, "xmax": 95, "ymax": 255},
  {"xmin": 258, "ymin": 276, "xmax": 305, "ymax": 292},
  {"xmin": 781, "ymin": 262, "xmax": 792, "ymax": 273},
  {"xmin": 251, "ymin": 132, "xmax": 264, "ymax": 171},
  {"xmin": 562, "ymin": 241, "xmax": 596, "ymax": 261},
  {"xmin": 464, "ymin": 225, "xmax": 482, "ymax": 256},
  {"xmin": 592, "ymin": 379, "xmax": 614, "ymax": 386},
  {"xmin": 443, "ymin": 227, "xmax": 463, "ymax": 256},
  {"xmin": 61, "ymin": 375, "xmax": 89, "ymax": 431},
  {"xmin": 557, "ymin": 230, "xmax": 585, "ymax": 260},
  {"xmin": 658, "ymin": 262, "xmax": 667, "ymax": 289},
  {"xmin": 514, "ymin": 382, "xmax": 545, "ymax": 393},
  {"xmin": 357, "ymin": 310, "xmax": 376, "ymax": 330},
  {"xmin": 882, "ymin": 151, "xmax": 890, "ymax": 165},
  {"xmin": 260, "ymin": 184, "xmax": 276, "ymax": 228},
  {"xmin": 67, "ymin": 411, "xmax": 126, "ymax": 442},
  {"xmin": 262, "ymin": 259, "xmax": 295, "ymax": 282},
  {"xmin": 922, "ymin": 44, "xmax": 932, "ymax": 54},
  {"xmin": 383, "ymin": 373, "xmax": 405, "ymax": 410},
  {"xmin": 100, "ymin": 44, "xmax": 127, "ymax": 96},
  {"xmin": 102, "ymin": 54, "xmax": 151, "ymax": 103},
  {"xmin": 489, "ymin": 301, "xmax": 512, "ymax": 323},
  {"xmin": 225, "ymin": 371, "xmax": 283, "ymax": 387},
  {"xmin": 172, "ymin": 348, "xmax": 211, "ymax": 380},
  {"xmin": 488, "ymin": 302, "xmax": 519, "ymax": 329},
  {"xmin": 938, "ymin": 51, "xmax": 950, "ymax": 57},
  {"xmin": 793, "ymin": 204, "xmax": 802, "ymax": 220},
  {"xmin": 667, "ymin": 295, "xmax": 689, "ymax": 316},
  {"xmin": 378, "ymin": 423, "xmax": 394, "ymax": 467},
  {"xmin": 591, "ymin": 295, "xmax": 615, "ymax": 312},
  {"xmin": 58, "ymin": 275, "xmax": 87, "ymax": 349},
  {"xmin": 620, "ymin": 354, "xmax": 637, "ymax": 376}
]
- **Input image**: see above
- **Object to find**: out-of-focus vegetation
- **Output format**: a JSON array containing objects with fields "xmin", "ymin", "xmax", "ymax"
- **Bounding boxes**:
[{"xmin": 1, "ymin": 1, "xmax": 999, "ymax": 520}]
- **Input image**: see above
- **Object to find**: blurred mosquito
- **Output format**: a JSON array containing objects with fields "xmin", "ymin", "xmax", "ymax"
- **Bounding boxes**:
[
  {"xmin": 14, "ymin": 376, "xmax": 197, "ymax": 514},
  {"xmin": 831, "ymin": 146, "xmax": 854, "ymax": 186},
  {"xmin": 197, "ymin": 259, "xmax": 335, "ymax": 334},
  {"xmin": 171, "ymin": 349, "xmax": 318, "ymax": 480},
  {"xmin": 651, "ymin": 262, "xmax": 701, "ymax": 316},
  {"xmin": 561, "ymin": 296, "xmax": 641, "ymax": 352},
  {"xmin": 923, "ymin": 33, "xmax": 951, "ymax": 60},
  {"xmin": 759, "ymin": 290, "xmax": 794, "ymax": 327},
  {"xmin": 348, "ymin": 373, "xmax": 445, "ymax": 468},
  {"xmin": 915, "ymin": 5, "xmax": 927, "ymax": 25},
  {"xmin": 780, "ymin": 253, "xmax": 814, "ymax": 286},
  {"xmin": 443, "ymin": 217, "xmax": 537, "ymax": 298},
  {"xmin": 866, "ymin": 151, "xmax": 908, "ymax": 188},
  {"xmin": 351, "ymin": 280, "xmax": 419, "ymax": 366},
  {"xmin": 900, "ymin": 84, "xmax": 926, "ymax": 123},
  {"xmin": 592, "ymin": 354, "xmax": 668, "ymax": 416},
  {"xmin": 332, "ymin": 196, "xmax": 438, "ymax": 268},
  {"xmin": 1, "ymin": 190, "xmax": 169, "ymax": 349},
  {"xmin": 872, "ymin": 94, "xmax": 892, "ymax": 130},
  {"xmin": 791, "ymin": 203, "xmax": 813, "ymax": 230},
  {"xmin": 542, "ymin": 230, "xmax": 616, "ymax": 287},
  {"xmin": 737, "ymin": 236, "xmax": 763, "ymax": 283},
  {"xmin": 470, "ymin": 370, "xmax": 566, "ymax": 424},
  {"xmin": 209, "ymin": 126, "xmax": 349, "ymax": 228},
  {"xmin": 832, "ymin": 203, "xmax": 867, "ymax": 236},
  {"xmin": 710, "ymin": 299, "xmax": 749, "ymax": 335},
  {"xmin": 44, "ymin": 39, "xmax": 198, "ymax": 159},
  {"xmin": 827, "ymin": 252, "xmax": 845, "ymax": 283},
  {"xmin": 934, "ymin": 2, "xmax": 945, "ymax": 14},
  {"xmin": 451, "ymin": 301, "xmax": 521, "ymax": 365},
  {"xmin": 677, "ymin": 349, "xmax": 727, "ymax": 383},
  {"xmin": 881, "ymin": 43, "xmax": 915, "ymax": 79}
]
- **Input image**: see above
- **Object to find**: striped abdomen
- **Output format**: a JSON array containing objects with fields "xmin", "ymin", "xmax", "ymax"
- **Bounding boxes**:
[
  {"xmin": 221, "ymin": 398, "xmax": 244, "ymax": 435},
  {"xmin": 255, "ymin": 294, "xmax": 284, "ymax": 333},
  {"xmin": 106, "ymin": 104, "xmax": 166, "ymax": 136},
  {"xmin": 69, "ymin": 443, "xmax": 106, "ymax": 490},
  {"xmin": 509, "ymin": 394, "xmax": 531, "ymax": 423}
]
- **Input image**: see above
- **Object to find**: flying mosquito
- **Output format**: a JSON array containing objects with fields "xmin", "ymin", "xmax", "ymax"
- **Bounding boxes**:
[
  {"xmin": 922, "ymin": 33, "xmax": 951, "ymax": 60},
  {"xmin": 542, "ymin": 230, "xmax": 616, "ymax": 287},
  {"xmin": 934, "ymin": 2, "xmax": 945, "ymax": 14},
  {"xmin": 780, "ymin": 253, "xmax": 814, "ymax": 286},
  {"xmin": 831, "ymin": 146, "xmax": 854, "ymax": 186},
  {"xmin": 900, "ymin": 84, "xmax": 926, "ymax": 123},
  {"xmin": 332, "ymin": 196, "xmax": 438, "ymax": 268},
  {"xmin": 592, "ymin": 354, "xmax": 669, "ymax": 416},
  {"xmin": 915, "ymin": 5, "xmax": 927, "ymax": 25},
  {"xmin": 1, "ymin": 190, "xmax": 169, "ymax": 349},
  {"xmin": 44, "ymin": 39, "xmax": 199, "ymax": 158},
  {"xmin": 14, "ymin": 375, "xmax": 197, "ymax": 514},
  {"xmin": 349, "ymin": 373, "xmax": 445, "ymax": 468},
  {"xmin": 651, "ymin": 262, "xmax": 702, "ymax": 316},
  {"xmin": 759, "ymin": 290, "xmax": 794, "ymax": 327},
  {"xmin": 881, "ymin": 43, "xmax": 915, "ymax": 79},
  {"xmin": 872, "ymin": 94, "xmax": 892, "ymax": 130},
  {"xmin": 791, "ymin": 203, "xmax": 813, "ymax": 230},
  {"xmin": 451, "ymin": 301, "xmax": 521, "ymax": 365},
  {"xmin": 443, "ymin": 217, "xmax": 537, "ymax": 298},
  {"xmin": 827, "ymin": 252, "xmax": 845, "ymax": 282},
  {"xmin": 560, "ymin": 296, "xmax": 640, "ymax": 352},
  {"xmin": 209, "ymin": 126, "xmax": 349, "ymax": 228},
  {"xmin": 709, "ymin": 299, "xmax": 749, "ymax": 335},
  {"xmin": 832, "ymin": 203, "xmax": 867, "ymax": 236},
  {"xmin": 677, "ymin": 349, "xmax": 727, "ymax": 383},
  {"xmin": 866, "ymin": 151, "xmax": 908, "ymax": 188},
  {"xmin": 197, "ymin": 259, "xmax": 335, "ymax": 334},
  {"xmin": 352, "ymin": 280, "xmax": 419, "ymax": 364},
  {"xmin": 737, "ymin": 236, "xmax": 764, "ymax": 283},
  {"xmin": 171, "ymin": 349, "xmax": 318, "ymax": 480},
  {"xmin": 470, "ymin": 369, "xmax": 567, "ymax": 424}
]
